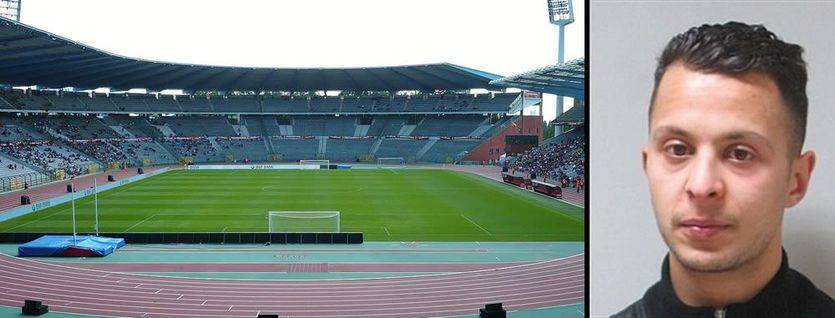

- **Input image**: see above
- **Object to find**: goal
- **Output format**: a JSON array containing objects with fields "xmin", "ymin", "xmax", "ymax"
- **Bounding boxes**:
[
  {"xmin": 267, "ymin": 211, "xmax": 341, "ymax": 233},
  {"xmin": 299, "ymin": 159, "xmax": 330, "ymax": 166},
  {"xmin": 376, "ymin": 157, "xmax": 405, "ymax": 168}
]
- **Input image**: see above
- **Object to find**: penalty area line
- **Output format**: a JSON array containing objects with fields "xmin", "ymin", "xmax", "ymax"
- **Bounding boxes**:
[
  {"xmin": 122, "ymin": 214, "xmax": 157, "ymax": 233},
  {"xmin": 460, "ymin": 214, "xmax": 492, "ymax": 235}
]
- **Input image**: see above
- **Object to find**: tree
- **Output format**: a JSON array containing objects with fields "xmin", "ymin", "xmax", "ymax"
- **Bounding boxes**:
[{"xmin": 543, "ymin": 120, "xmax": 556, "ymax": 138}]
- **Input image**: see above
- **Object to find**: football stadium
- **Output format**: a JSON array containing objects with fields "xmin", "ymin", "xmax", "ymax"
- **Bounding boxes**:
[{"xmin": 0, "ymin": 1, "xmax": 585, "ymax": 317}]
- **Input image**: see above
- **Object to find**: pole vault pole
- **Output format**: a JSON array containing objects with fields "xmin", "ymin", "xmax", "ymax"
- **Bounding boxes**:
[
  {"xmin": 70, "ymin": 182, "xmax": 77, "ymax": 245},
  {"xmin": 94, "ymin": 176, "xmax": 99, "ymax": 236}
]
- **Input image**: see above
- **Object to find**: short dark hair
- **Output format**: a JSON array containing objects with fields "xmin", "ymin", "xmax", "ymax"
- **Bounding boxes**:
[{"xmin": 650, "ymin": 22, "xmax": 808, "ymax": 155}]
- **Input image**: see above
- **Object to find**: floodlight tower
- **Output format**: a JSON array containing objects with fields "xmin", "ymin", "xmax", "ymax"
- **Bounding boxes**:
[
  {"xmin": 0, "ymin": 0, "xmax": 21, "ymax": 22},
  {"xmin": 547, "ymin": 0, "xmax": 574, "ymax": 136}
]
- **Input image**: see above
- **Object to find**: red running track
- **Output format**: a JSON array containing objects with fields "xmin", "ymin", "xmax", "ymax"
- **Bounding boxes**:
[
  {"xmin": 0, "ymin": 166, "xmax": 164, "ymax": 213},
  {"xmin": 0, "ymin": 253, "xmax": 584, "ymax": 318},
  {"xmin": 47, "ymin": 261, "xmax": 532, "ymax": 273}
]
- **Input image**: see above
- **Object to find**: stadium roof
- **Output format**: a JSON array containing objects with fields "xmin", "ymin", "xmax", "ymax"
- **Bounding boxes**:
[
  {"xmin": 0, "ymin": 17, "xmax": 504, "ymax": 92},
  {"xmin": 489, "ymin": 59, "xmax": 584, "ymax": 98},
  {"xmin": 553, "ymin": 101, "xmax": 584, "ymax": 124}
]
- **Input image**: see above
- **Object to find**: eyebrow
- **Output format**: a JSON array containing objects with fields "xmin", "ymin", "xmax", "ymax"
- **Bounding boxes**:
[{"xmin": 651, "ymin": 125, "xmax": 776, "ymax": 152}]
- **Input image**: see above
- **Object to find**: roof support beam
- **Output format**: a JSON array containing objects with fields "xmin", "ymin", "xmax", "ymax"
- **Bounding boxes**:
[
  {"xmin": 139, "ymin": 66, "xmax": 205, "ymax": 90},
  {"xmin": 384, "ymin": 67, "xmax": 433, "ymax": 91},
  {"xmin": 108, "ymin": 64, "xmax": 188, "ymax": 89},
  {"xmin": 51, "ymin": 60, "xmax": 149, "ymax": 86},
  {"xmin": 255, "ymin": 69, "xmax": 281, "ymax": 92},
  {"xmin": 0, "ymin": 53, "xmax": 103, "ymax": 73},
  {"xmin": 16, "ymin": 58, "xmax": 126, "ymax": 83},
  {"xmin": 0, "ymin": 43, "xmax": 65, "ymax": 56},
  {"xmin": 361, "ymin": 69, "xmax": 396, "ymax": 92},
  {"xmin": 0, "ymin": 34, "xmax": 37, "ymax": 45},
  {"xmin": 405, "ymin": 66, "xmax": 463, "ymax": 90},
  {"xmin": 181, "ymin": 68, "xmax": 231, "ymax": 90}
]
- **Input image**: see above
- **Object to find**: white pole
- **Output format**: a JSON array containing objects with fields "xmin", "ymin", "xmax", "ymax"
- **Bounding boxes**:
[
  {"xmin": 94, "ymin": 177, "xmax": 99, "ymax": 236},
  {"xmin": 70, "ymin": 182, "xmax": 77, "ymax": 245},
  {"xmin": 555, "ymin": 24, "xmax": 566, "ymax": 137}
]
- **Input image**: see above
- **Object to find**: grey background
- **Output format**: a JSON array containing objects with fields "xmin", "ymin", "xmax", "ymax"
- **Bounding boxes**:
[{"xmin": 590, "ymin": 1, "xmax": 835, "ymax": 316}]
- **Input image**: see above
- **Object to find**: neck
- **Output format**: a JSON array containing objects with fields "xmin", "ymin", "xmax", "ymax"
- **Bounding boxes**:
[{"xmin": 669, "ymin": 239, "xmax": 783, "ymax": 309}]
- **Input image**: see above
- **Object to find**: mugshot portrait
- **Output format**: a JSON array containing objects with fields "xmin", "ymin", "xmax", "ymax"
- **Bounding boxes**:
[{"xmin": 589, "ymin": 1, "xmax": 835, "ymax": 317}]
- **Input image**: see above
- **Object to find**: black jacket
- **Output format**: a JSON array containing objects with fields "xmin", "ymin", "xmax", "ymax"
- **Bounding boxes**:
[{"xmin": 613, "ymin": 251, "xmax": 834, "ymax": 318}]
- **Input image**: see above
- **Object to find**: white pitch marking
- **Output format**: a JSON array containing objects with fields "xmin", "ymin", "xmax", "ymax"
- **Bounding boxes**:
[
  {"xmin": 460, "ymin": 214, "xmax": 492, "ymax": 235},
  {"xmin": 383, "ymin": 227, "xmax": 390, "ymax": 236},
  {"xmin": 123, "ymin": 214, "xmax": 157, "ymax": 233}
]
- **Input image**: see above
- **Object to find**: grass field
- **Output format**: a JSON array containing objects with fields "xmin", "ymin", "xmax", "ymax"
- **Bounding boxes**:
[{"xmin": 0, "ymin": 169, "xmax": 584, "ymax": 241}]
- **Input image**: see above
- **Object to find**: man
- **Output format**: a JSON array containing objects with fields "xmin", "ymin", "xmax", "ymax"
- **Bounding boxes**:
[{"xmin": 614, "ymin": 22, "xmax": 834, "ymax": 317}]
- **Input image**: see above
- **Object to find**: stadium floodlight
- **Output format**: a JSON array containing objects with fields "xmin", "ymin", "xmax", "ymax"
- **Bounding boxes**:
[
  {"xmin": 547, "ymin": 0, "xmax": 574, "ymax": 26},
  {"xmin": 0, "ymin": 0, "xmax": 21, "ymax": 22},
  {"xmin": 547, "ymin": 0, "xmax": 575, "ymax": 137},
  {"xmin": 268, "ymin": 211, "xmax": 341, "ymax": 233}
]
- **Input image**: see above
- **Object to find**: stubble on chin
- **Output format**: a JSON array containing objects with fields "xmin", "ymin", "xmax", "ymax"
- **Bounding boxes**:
[{"xmin": 664, "ymin": 225, "xmax": 776, "ymax": 273}]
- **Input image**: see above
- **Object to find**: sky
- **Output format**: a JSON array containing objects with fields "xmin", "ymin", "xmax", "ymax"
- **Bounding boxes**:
[{"xmin": 17, "ymin": 0, "xmax": 584, "ymax": 121}]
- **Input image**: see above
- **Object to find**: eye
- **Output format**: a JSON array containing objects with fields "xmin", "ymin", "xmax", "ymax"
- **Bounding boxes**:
[
  {"xmin": 663, "ymin": 142, "xmax": 690, "ymax": 157},
  {"xmin": 726, "ymin": 146, "xmax": 755, "ymax": 162}
]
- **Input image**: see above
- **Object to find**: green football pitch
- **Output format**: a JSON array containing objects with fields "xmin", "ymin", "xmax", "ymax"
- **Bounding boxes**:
[{"xmin": 0, "ymin": 169, "xmax": 584, "ymax": 241}]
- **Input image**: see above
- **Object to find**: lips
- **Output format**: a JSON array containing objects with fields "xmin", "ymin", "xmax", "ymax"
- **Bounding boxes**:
[{"xmin": 678, "ymin": 219, "xmax": 731, "ymax": 240}]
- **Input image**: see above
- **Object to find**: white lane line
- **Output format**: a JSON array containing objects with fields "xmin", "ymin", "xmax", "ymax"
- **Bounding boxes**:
[
  {"xmin": 383, "ymin": 227, "xmax": 390, "ymax": 236},
  {"xmin": 5, "ymin": 205, "xmax": 72, "ymax": 231},
  {"xmin": 122, "ymin": 214, "xmax": 156, "ymax": 233},
  {"xmin": 460, "ymin": 214, "xmax": 492, "ymax": 235}
]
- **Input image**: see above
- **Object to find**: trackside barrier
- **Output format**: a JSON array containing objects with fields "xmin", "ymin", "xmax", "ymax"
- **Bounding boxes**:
[
  {"xmin": 532, "ymin": 180, "xmax": 563, "ymax": 199},
  {"xmin": 501, "ymin": 173, "xmax": 526, "ymax": 187},
  {"xmin": 187, "ymin": 164, "xmax": 320, "ymax": 170},
  {"xmin": 503, "ymin": 173, "xmax": 563, "ymax": 199},
  {"xmin": 0, "ymin": 167, "xmax": 172, "ymax": 223},
  {"xmin": 0, "ymin": 232, "xmax": 364, "ymax": 244}
]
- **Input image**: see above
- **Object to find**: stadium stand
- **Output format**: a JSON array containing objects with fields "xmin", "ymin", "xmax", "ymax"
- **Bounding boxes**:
[
  {"xmin": 272, "ymin": 138, "xmax": 319, "ymax": 161},
  {"xmin": 0, "ymin": 109, "xmax": 530, "ymax": 168},
  {"xmin": 375, "ymin": 139, "xmax": 429, "ymax": 161},
  {"xmin": 325, "ymin": 138, "xmax": 374, "ymax": 162},
  {"xmin": 506, "ymin": 129, "xmax": 585, "ymax": 184},
  {"xmin": 0, "ymin": 18, "xmax": 585, "ymax": 197}
]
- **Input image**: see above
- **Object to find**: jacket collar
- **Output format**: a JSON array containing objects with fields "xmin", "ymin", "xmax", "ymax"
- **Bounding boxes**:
[{"xmin": 644, "ymin": 250, "xmax": 799, "ymax": 317}]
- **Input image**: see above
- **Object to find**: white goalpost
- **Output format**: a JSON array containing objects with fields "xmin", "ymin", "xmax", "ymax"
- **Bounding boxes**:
[
  {"xmin": 376, "ymin": 157, "xmax": 405, "ymax": 168},
  {"xmin": 299, "ymin": 159, "xmax": 330, "ymax": 166},
  {"xmin": 267, "ymin": 211, "xmax": 341, "ymax": 233}
]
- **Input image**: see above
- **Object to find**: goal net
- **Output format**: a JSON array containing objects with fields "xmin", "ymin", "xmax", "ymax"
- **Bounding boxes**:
[
  {"xmin": 268, "ymin": 211, "xmax": 341, "ymax": 233},
  {"xmin": 300, "ymin": 160, "xmax": 330, "ymax": 166},
  {"xmin": 377, "ymin": 157, "xmax": 405, "ymax": 168}
]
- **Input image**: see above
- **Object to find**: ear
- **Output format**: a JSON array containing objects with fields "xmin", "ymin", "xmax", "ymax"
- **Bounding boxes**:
[{"xmin": 785, "ymin": 150, "xmax": 816, "ymax": 208}]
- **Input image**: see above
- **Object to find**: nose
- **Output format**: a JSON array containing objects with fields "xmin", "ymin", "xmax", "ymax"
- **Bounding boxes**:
[{"xmin": 685, "ymin": 151, "xmax": 725, "ymax": 202}]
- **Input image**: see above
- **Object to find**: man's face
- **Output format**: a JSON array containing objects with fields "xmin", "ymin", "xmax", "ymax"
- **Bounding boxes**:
[{"xmin": 644, "ymin": 62, "xmax": 806, "ymax": 272}]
